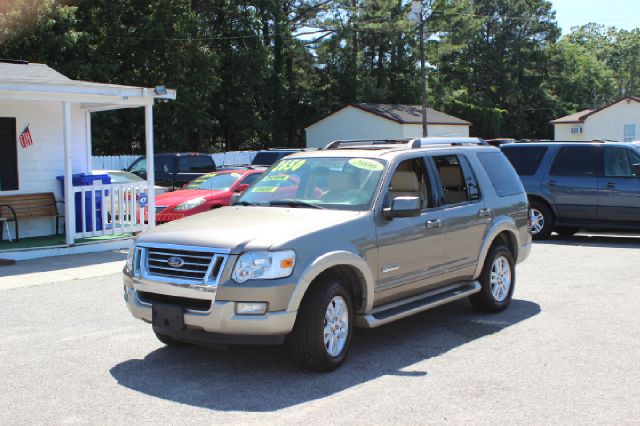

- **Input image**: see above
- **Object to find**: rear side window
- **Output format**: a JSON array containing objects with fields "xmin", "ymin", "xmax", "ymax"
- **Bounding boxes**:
[
  {"xmin": 549, "ymin": 147, "xmax": 601, "ymax": 177},
  {"xmin": 501, "ymin": 146, "xmax": 548, "ymax": 176},
  {"xmin": 178, "ymin": 155, "xmax": 214, "ymax": 172},
  {"xmin": 154, "ymin": 155, "xmax": 174, "ymax": 173},
  {"xmin": 432, "ymin": 155, "xmax": 471, "ymax": 205},
  {"xmin": 477, "ymin": 152, "xmax": 524, "ymax": 197}
]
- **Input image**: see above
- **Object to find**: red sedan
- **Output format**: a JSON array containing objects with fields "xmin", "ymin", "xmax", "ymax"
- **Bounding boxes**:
[{"xmin": 152, "ymin": 169, "xmax": 264, "ymax": 223}]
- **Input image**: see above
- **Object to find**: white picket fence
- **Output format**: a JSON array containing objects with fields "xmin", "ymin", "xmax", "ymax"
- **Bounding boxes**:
[
  {"xmin": 72, "ymin": 181, "xmax": 151, "ymax": 239},
  {"xmin": 92, "ymin": 151, "xmax": 257, "ymax": 170}
]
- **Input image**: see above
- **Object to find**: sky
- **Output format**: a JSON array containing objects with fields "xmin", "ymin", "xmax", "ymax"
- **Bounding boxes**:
[{"xmin": 551, "ymin": 0, "xmax": 640, "ymax": 34}]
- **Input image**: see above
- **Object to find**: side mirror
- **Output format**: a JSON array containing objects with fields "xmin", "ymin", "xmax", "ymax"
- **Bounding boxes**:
[
  {"xmin": 382, "ymin": 196, "xmax": 421, "ymax": 219},
  {"xmin": 234, "ymin": 184, "xmax": 249, "ymax": 193},
  {"xmin": 633, "ymin": 163, "xmax": 640, "ymax": 177},
  {"xmin": 230, "ymin": 193, "xmax": 242, "ymax": 205}
]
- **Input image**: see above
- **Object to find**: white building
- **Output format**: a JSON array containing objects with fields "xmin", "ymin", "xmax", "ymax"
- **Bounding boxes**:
[
  {"xmin": 305, "ymin": 103, "xmax": 471, "ymax": 148},
  {"xmin": 550, "ymin": 96, "xmax": 640, "ymax": 141},
  {"xmin": 0, "ymin": 61, "xmax": 175, "ymax": 257}
]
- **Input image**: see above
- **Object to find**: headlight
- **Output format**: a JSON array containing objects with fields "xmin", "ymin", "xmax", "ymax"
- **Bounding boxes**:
[
  {"xmin": 173, "ymin": 197, "xmax": 207, "ymax": 211},
  {"xmin": 232, "ymin": 250, "xmax": 296, "ymax": 284},
  {"xmin": 125, "ymin": 240, "xmax": 135, "ymax": 272}
]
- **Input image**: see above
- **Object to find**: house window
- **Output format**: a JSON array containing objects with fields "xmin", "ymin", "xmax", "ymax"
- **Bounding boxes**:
[
  {"xmin": 0, "ymin": 117, "xmax": 19, "ymax": 191},
  {"xmin": 623, "ymin": 124, "xmax": 636, "ymax": 142},
  {"xmin": 570, "ymin": 126, "xmax": 583, "ymax": 135}
]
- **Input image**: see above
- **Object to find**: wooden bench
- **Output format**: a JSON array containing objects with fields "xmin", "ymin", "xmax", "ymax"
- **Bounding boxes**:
[{"xmin": 0, "ymin": 192, "xmax": 63, "ymax": 241}]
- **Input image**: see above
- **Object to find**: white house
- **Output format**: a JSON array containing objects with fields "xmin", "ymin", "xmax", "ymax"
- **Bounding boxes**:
[
  {"xmin": 305, "ymin": 103, "xmax": 472, "ymax": 148},
  {"xmin": 0, "ymin": 61, "xmax": 175, "ymax": 255},
  {"xmin": 550, "ymin": 96, "xmax": 640, "ymax": 141}
]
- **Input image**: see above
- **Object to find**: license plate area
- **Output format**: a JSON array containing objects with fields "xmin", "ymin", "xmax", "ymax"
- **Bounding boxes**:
[{"xmin": 152, "ymin": 304, "xmax": 185, "ymax": 332}]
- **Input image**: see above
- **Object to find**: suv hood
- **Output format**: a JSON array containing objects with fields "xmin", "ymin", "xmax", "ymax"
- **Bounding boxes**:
[{"xmin": 137, "ymin": 205, "xmax": 363, "ymax": 253}]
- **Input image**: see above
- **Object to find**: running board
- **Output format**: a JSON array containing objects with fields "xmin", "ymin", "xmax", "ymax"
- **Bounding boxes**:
[{"xmin": 355, "ymin": 281, "xmax": 481, "ymax": 328}]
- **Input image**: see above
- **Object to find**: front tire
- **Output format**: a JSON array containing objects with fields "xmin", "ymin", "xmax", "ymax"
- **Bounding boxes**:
[
  {"xmin": 529, "ymin": 200, "xmax": 554, "ymax": 240},
  {"xmin": 470, "ymin": 244, "xmax": 515, "ymax": 313},
  {"xmin": 291, "ymin": 278, "xmax": 354, "ymax": 372}
]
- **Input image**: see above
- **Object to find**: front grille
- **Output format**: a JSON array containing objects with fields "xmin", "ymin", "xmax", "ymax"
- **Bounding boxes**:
[
  {"xmin": 137, "ymin": 291, "xmax": 212, "ymax": 311},
  {"xmin": 139, "ymin": 245, "xmax": 228, "ymax": 285},
  {"xmin": 155, "ymin": 206, "xmax": 167, "ymax": 215}
]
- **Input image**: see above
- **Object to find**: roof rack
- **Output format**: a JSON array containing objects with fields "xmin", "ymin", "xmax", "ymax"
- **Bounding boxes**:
[
  {"xmin": 410, "ymin": 137, "xmax": 488, "ymax": 147},
  {"xmin": 324, "ymin": 137, "xmax": 487, "ymax": 150},
  {"xmin": 323, "ymin": 139, "xmax": 410, "ymax": 149}
]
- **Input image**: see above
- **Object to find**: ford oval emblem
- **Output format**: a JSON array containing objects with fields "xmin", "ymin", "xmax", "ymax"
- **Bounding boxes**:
[{"xmin": 167, "ymin": 256, "xmax": 185, "ymax": 268}]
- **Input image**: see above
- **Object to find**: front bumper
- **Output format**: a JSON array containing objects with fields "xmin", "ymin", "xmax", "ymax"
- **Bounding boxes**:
[{"xmin": 123, "ymin": 275, "xmax": 297, "ymax": 344}]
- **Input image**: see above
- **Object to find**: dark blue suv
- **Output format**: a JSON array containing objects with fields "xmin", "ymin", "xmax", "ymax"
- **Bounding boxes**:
[{"xmin": 501, "ymin": 142, "xmax": 640, "ymax": 239}]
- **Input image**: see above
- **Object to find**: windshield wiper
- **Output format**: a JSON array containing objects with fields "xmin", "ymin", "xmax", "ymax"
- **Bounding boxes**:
[
  {"xmin": 268, "ymin": 200, "xmax": 324, "ymax": 209},
  {"xmin": 234, "ymin": 201, "xmax": 263, "ymax": 206}
]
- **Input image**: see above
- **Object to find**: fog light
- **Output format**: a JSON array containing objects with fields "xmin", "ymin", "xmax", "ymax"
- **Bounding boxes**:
[{"xmin": 236, "ymin": 302, "xmax": 268, "ymax": 315}]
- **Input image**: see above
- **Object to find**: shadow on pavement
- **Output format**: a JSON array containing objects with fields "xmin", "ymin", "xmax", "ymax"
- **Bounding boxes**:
[
  {"xmin": 537, "ymin": 233, "xmax": 640, "ymax": 249},
  {"xmin": 110, "ymin": 299, "xmax": 540, "ymax": 412}
]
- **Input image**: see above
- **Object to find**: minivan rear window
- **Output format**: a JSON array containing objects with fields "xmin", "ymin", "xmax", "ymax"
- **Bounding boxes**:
[
  {"xmin": 501, "ymin": 146, "xmax": 547, "ymax": 176},
  {"xmin": 477, "ymin": 152, "xmax": 524, "ymax": 197}
]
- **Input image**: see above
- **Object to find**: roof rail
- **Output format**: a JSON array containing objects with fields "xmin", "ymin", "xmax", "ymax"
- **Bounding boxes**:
[
  {"xmin": 410, "ymin": 137, "xmax": 488, "ymax": 147},
  {"xmin": 323, "ymin": 137, "xmax": 488, "ymax": 150},
  {"xmin": 323, "ymin": 139, "xmax": 410, "ymax": 150}
]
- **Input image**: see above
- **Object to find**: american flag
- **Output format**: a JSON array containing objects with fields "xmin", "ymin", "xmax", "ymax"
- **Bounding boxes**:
[{"xmin": 19, "ymin": 125, "xmax": 33, "ymax": 148}]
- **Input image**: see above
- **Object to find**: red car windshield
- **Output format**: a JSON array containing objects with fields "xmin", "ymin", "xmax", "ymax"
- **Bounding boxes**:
[{"xmin": 185, "ymin": 172, "xmax": 243, "ymax": 191}]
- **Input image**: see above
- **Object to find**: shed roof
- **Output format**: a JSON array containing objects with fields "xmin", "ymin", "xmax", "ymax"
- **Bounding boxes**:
[
  {"xmin": 350, "ymin": 103, "xmax": 471, "ymax": 125},
  {"xmin": 550, "ymin": 96, "xmax": 640, "ymax": 124}
]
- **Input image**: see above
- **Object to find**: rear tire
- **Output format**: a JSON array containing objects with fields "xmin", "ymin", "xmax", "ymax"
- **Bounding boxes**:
[
  {"xmin": 154, "ymin": 332, "xmax": 191, "ymax": 347},
  {"xmin": 291, "ymin": 278, "xmax": 353, "ymax": 372},
  {"xmin": 529, "ymin": 200, "xmax": 554, "ymax": 240},
  {"xmin": 470, "ymin": 244, "xmax": 515, "ymax": 313}
]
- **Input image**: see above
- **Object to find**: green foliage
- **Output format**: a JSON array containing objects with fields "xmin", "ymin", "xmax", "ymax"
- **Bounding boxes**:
[{"xmin": 0, "ymin": 1, "xmax": 639, "ymax": 151}]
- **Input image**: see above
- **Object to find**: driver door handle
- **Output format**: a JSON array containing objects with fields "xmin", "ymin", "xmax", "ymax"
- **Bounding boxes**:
[
  {"xmin": 479, "ymin": 208, "xmax": 492, "ymax": 217},
  {"xmin": 425, "ymin": 219, "xmax": 442, "ymax": 229}
]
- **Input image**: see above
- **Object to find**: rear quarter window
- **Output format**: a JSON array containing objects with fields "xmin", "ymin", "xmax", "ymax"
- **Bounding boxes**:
[
  {"xmin": 500, "ymin": 146, "xmax": 548, "ymax": 176},
  {"xmin": 476, "ymin": 152, "xmax": 524, "ymax": 197}
]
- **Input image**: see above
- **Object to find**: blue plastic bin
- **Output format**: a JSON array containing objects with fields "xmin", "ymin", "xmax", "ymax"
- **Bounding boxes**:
[{"xmin": 56, "ymin": 173, "xmax": 111, "ymax": 232}]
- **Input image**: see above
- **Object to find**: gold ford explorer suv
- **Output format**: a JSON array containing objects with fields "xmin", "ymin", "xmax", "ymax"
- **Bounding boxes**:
[{"xmin": 123, "ymin": 138, "xmax": 532, "ymax": 371}]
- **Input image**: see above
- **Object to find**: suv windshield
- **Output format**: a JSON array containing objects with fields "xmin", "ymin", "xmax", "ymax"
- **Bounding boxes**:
[
  {"xmin": 238, "ymin": 157, "xmax": 386, "ymax": 210},
  {"xmin": 185, "ymin": 172, "xmax": 242, "ymax": 190}
]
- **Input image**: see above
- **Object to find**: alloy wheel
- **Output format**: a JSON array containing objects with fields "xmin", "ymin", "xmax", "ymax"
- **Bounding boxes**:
[
  {"xmin": 490, "ymin": 255, "xmax": 512, "ymax": 302},
  {"xmin": 323, "ymin": 296, "xmax": 349, "ymax": 357}
]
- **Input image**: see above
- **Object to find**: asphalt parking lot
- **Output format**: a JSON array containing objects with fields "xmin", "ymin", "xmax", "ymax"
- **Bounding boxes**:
[{"xmin": 1, "ymin": 234, "xmax": 639, "ymax": 423}]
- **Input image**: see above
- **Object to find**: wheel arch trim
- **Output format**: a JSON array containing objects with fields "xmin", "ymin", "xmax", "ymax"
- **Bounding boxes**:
[
  {"xmin": 287, "ymin": 251, "xmax": 375, "ymax": 314},
  {"xmin": 473, "ymin": 218, "xmax": 520, "ymax": 279},
  {"xmin": 527, "ymin": 192, "xmax": 557, "ymax": 217}
]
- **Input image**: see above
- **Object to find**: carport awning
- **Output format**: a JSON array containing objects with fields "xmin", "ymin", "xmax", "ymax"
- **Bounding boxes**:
[
  {"xmin": 0, "ymin": 61, "xmax": 175, "ymax": 244},
  {"xmin": 0, "ymin": 80, "xmax": 176, "ymax": 109},
  {"xmin": 0, "ymin": 61, "xmax": 175, "ymax": 108}
]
